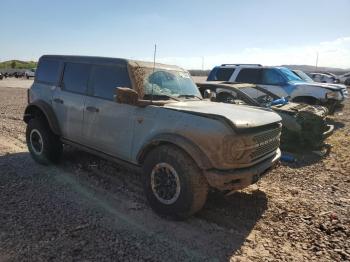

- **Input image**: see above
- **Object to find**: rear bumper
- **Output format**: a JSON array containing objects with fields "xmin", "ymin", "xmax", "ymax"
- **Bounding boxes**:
[{"xmin": 203, "ymin": 149, "xmax": 281, "ymax": 191}]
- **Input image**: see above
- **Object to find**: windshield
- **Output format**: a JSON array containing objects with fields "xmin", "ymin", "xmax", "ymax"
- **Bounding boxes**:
[
  {"xmin": 279, "ymin": 67, "xmax": 303, "ymax": 82},
  {"xmin": 293, "ymin": 70, "xmax": 314, "ymax": 83},
  {"xmin": 134, "ymin": 67, "xmax": 202, "ymax": 100}
]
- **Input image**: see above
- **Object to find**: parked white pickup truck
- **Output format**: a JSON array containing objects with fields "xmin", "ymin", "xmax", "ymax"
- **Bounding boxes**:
[{"xmin": 24, "ymin": 68, "xmax": 36, "ymax": 79}]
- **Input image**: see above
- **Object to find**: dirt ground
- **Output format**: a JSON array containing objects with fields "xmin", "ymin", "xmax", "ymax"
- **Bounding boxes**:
[{"xmin": 0, "ymin": 78, "xmax": 349, "ymax": 261}]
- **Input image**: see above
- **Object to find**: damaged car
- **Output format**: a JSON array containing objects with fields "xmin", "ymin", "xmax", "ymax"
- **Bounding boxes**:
[
  {"xmin": 197, "ymin": 81, "xmax": 334, "ymax": 149},
  {"xmin": 207, "ymin": 64, "xmax": 347, "ymax": 113},
  {"xmin": 24, "ymin": 55, "xmax": 282, "ymax": 219}
]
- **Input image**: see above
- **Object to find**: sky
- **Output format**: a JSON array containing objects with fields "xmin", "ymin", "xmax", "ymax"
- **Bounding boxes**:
[{"xmin": 1, "ymin": 0, "xmax": 350, "ymax": 69}]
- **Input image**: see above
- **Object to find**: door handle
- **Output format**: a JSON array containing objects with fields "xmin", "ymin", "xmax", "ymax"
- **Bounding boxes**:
[
  {"xmin": 86, "ymin": 106, "xmax": 99, "ymax": 113},
  {"xmin": 53, "ymin": 98, "xmax": 64, "ymax": 104}
]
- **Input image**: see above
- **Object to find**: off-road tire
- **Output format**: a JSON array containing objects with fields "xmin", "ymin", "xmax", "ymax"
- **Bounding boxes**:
[
  {"xmin": 26, "ymin": 118, "xmax": 62, "ymax": 165},
  {"xmin": 143, "ymin": 145, "xmax": 208, "ymax": 220}
]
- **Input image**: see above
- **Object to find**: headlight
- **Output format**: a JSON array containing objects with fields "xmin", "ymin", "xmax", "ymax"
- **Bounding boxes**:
[
  {"xmin": 326, "ymin": 91, "xmax": 342, "ymax": 100},
  {"xmin": 230, "ymin": 138, "xmax": 246, "ymax": 160}
]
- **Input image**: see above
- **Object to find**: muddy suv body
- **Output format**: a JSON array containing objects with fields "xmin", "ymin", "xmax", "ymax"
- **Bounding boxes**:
[{"xmin": 24, "ymin": 55, "xmax": 282, "ymax": 219}]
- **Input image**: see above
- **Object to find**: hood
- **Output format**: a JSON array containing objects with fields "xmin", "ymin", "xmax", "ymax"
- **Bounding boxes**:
[
  {"xmin": 322, "ymin": 83, "xmax": 347, "ymax": 89},
  {"xmin": 163, "ymin": 100, "xmax": 281, "ymax": 129},
  {"xmin": 291, "ymin": 81, "xmax": 344, "ymax": 91}
]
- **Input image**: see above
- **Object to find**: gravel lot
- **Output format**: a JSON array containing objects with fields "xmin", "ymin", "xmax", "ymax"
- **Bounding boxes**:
[{"xmin": 0, "ymin": 79, "xmax": 349, "ymax": 261}]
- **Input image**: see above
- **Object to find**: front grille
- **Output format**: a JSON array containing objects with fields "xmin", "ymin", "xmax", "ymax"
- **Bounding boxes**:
[
  {"xmin": 250, "ymin": 139, "xmax": 280, "ymax": 160},
  {"xmin": 250, "ymin": 126, "xmax": 281, "ymax": 161},
  {"xmin": 253, "ymin": 126, "xmax": 281, "ymax": 144}
]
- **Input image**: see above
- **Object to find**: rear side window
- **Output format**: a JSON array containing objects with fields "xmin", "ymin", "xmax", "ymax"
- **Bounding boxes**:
[
  {"xmin": 90, "ymin": 64, "xmax": 131, "ymax": 100},
  {"xmin": 62, "ymin": 63, "xmax": 90, "ymax": 94},
  {"xmin": 236, "ymin": 69, "xmax": 262, "ymax": 84},
  {"xmin": 36, "ymin": 59, "xmax": 60, "ymax": 84},
  {"xmin": 215, "ymin": 68, "xmax": 235, "ymax": 81}
]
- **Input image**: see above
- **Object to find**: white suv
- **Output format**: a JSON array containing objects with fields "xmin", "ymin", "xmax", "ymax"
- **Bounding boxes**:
[{"xmin": 207, "ymin": 64, "xmax": 347, "ymax": 112}]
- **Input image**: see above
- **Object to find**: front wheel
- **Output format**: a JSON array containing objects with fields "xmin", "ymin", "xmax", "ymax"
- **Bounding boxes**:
[
  {"xmin": 26, "ymin": 118, "xmax": 62, "ymax": 165},
  {"xmin": 143, "ymin": 145, "xmax": 208, "ymax": 220}
]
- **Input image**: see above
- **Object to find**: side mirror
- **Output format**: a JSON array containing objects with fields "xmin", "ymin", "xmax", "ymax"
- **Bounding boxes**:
[
  {"xmin": 114, "ymin": 87, "xmax": 140, "ymax": 106},
  {"xmin": 114, "ymin": 87, "xmax": 166, "ymax": 107},
  {"xmin": 203, "ymin": 89, "xmax": 216, "ymax": 100}
]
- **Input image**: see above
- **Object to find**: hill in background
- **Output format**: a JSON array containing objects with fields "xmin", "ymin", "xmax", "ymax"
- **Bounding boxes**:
[
  {"xmin": 280, "ymin": 65, "xmax": 349, "ymax": 75},
  {"xmin": 0, "ymin": 60, "xmax": 37, "ymax": 69}
]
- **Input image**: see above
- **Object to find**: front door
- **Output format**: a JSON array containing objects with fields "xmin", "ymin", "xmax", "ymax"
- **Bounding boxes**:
[
  {"xmin": 258, "ymin": 68, "xmax": 289, "ymax": 98},
  {"xmin": 82, "ymin": 63, "xmax": 136, "ymax": 161}
]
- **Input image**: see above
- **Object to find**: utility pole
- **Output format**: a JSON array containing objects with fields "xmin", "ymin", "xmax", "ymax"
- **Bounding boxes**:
[
  {"xmin": 315, "ymin": 52, "xmax": 319, "ymax": 71},
  {"xmin": 201, "ymin": 56, "xmax": 204, "ymax": 71}
]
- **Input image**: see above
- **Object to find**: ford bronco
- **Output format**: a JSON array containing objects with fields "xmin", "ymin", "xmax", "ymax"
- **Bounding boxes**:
[{"xmin": 24, "ymin": 55, "xmax": 282, "ymax": 219}]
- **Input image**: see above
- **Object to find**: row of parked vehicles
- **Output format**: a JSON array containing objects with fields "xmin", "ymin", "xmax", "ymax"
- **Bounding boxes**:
[
  {"xmin": 0, "ymin": 69, "xmax": 36, "ymax": 80},
  {"xmin": 24, "ymin": 55, "xmax": 348, "ymax": 219}
]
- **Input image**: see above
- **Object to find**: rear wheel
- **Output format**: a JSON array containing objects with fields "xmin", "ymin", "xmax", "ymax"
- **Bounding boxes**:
[
  {"xmin": 143, "ymin": 145, "xmax": 208, "ymax": 220},
  {"xmin": 26, "ymin": 118, "xmax": 62, "ymax": 165}
]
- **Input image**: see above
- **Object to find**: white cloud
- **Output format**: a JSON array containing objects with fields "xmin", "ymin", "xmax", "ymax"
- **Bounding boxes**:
[{"xmin": 152, "ymin": 36, "xmax": 350, "ymax": 69}]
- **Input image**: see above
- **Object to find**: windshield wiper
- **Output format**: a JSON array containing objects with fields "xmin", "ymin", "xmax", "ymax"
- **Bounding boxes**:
[{"xmin": 177, "ymin": 94, "xmax": 202, "ymax": 100}]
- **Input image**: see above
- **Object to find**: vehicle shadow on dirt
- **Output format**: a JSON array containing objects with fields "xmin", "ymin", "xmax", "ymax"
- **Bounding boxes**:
[
  {"xmin": 327, "ymin": 118, "xmax": 345, "ymax": 130},
  {"xmin": 60, "ymin": 147, "xmax": 268, "ymax": 258},
  {"xmin": 279, "ymin": 148, "xmax": 329, "ymax": 168},
  {"xmin": 1, "ymin": 149, "xmax": 268, "ymax": 260}
]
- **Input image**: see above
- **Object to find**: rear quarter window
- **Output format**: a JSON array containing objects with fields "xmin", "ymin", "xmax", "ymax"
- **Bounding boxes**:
[
  {"xmin": 236, "ymin": 68, "xmax": 262, "ymax": 84},
  {"xmin": 90, "ymin": 64, "xmax": 131, "ymax": 100},
  {"xmin": 36, "ymin": 59, "xmax": 61, "ymax": 84}
]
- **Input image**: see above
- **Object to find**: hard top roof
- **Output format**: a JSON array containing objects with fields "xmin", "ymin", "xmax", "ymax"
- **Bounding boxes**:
[
  {"xmin": 40, "ymin": 55, "xmax": 185, "ymax": 71},
  {"xmin": 217, "ymin": 64, "xmax": 286, "ymax": 69}
]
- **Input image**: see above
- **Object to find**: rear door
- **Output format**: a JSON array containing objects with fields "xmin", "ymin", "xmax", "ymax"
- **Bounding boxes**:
[
  {"xmin": 52, "ymin": 62, "xmax": 90, "ymax": 143},
  {"xmin": 82, "ymin": 63, "xmax": 136, "ymax": 161}
]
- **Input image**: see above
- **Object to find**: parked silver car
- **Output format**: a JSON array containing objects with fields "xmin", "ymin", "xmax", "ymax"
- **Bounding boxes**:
[{"xmin": 24, "ymin": 55, "xmax": 282, "ymax": 219}]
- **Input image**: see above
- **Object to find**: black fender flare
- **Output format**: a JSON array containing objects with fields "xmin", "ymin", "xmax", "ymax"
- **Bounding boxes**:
[
  {"xmin": 137, "ymin": 133, "xmax": 213, "ymax": 170},
  {"xmin": 23, "ymin": 100, "xmax": 61, "ymax": 135}
]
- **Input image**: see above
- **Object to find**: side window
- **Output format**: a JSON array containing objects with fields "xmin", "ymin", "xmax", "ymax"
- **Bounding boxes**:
[
  {"xmin": 215, "ymin": 68, "xmax": 235, "ymax": 81},
  {"xmin": 236, "ymin": 69, "xmax": 262, "ymax": 84},
  {"xmin": 62, "ymin": 63, "xmax": 90, "ymax": 94},
  {"xmin": 36, "ymin": 59, "xmax": 60, "ymax": 84},
  {"xmin": 262, "ymin": 69, "xmax": 285, "ymax": 85},
  {"xmin": 91, "ymin": 65, "xmax": 131, "ymax": 100}
]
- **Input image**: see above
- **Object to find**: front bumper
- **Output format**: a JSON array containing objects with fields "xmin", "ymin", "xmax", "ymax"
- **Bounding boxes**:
[{"xmin": 203, "ymin": 149, "xmax": 281, "ymax": 191}]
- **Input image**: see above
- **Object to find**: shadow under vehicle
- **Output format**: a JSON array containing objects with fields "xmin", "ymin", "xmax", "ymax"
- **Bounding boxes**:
[{"xmin": 197, "ymin": 81, "xmax": 334, "ymax": 150}]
